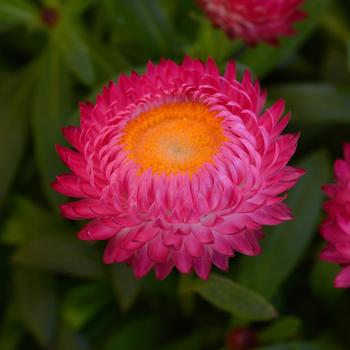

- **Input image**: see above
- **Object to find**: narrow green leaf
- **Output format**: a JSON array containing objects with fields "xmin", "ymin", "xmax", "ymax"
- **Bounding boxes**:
[
  {"xmin": 109, "ymin": 264, "xmax": 142, "ymax": 312},
  {"xmin": 191, "ymin": 273, "xmax": 277, "ymax": 321},
  {"xmin": 241, "ymin": 0, "xmax": 331, "ymax": 77},
  {"xmin": 32, "ymin": 46, "xmax": 73, "ymax": 206},
  {"xmin": 259, "ymin": 316, "xmax": 302, "ymax": 343},
  {"xmin": 102, "ymin": 0, "xmax": 179, "ymax": 56},
  {"xmin": 0, "ymin": 69, "xmax": 35, "ymax": 208},
  {"xmin": 269, "ymin": 83, "xmax": 350, "ymax": 123},
  {"xmin": 0, "ymin": 0, "xmax": 38, "ymax": 28},
  {"xmin": 238, "ymin": 150, "xmax": 332, "ymax": 299},
  {"xmin": 188, "ymin": 16, "xmax": 240, "ymax": 62},
  {"xmin": 86, "ymin": 37, "xmax": 129, "ymax": 81},
  {"xmin": 55, "ymin": 22, "xmax": 95, "ymax": 86},
  {"xmin": 64, "ymin": 0, "xmax": 95, "ymax": 15},
  {"xmin": 347, "ymin": 39, "xmax": 350, "ymax": 72},
  {"xmin": 13, "ymin": 232, "xmax": 105, "ymax": 280},
  {"xmin": 0, "ymin": 303, "xmax": 23, "ymax": 350},
  {"xmin": 321, "ymin": 12, "xmax": 349, "ymax": 47},
  {"xmin": 14, "ymin": 267, "xmax": 57, "ymax": 347},
  {"xmin": 63, "ymin": 284, "xmax": 110, "ymax": 330},
  {"xmin": 1, "ymin": 196, "xmax": 69, "ymax": 245},
  {"xmin": 310, "ymin": 253, "xmax": 345, "ymax": 304}
]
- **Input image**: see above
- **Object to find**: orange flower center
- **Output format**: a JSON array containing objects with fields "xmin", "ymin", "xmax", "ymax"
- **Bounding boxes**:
[{"xmin": 121, "ymin": 102, "xmax": 226, "ymax": 175}]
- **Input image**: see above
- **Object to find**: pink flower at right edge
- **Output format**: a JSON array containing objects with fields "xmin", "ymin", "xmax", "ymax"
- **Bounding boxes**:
[
  {"xmin": 197, "ymin": 0, "xmax": 307, "ymax": 45},
  {"xmin": 321, "ymin": 144, "xmax": 350, "ymax": 288}
]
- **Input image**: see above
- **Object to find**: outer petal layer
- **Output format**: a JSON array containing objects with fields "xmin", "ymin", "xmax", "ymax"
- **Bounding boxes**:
[{"xmin": 53, "ymin": 57, "xmax": 302, "ymax": 280}]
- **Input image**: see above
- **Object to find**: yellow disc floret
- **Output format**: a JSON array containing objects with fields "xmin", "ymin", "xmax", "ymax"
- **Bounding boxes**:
[{"xmin": 121, "ymin": 102, "xmax": 226, "ymax": 175}]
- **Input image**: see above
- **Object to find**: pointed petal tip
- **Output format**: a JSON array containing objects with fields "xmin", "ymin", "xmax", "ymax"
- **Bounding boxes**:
[{"xmin": 334, "ymin": 266, "xmax": 350, "ymax": 288}]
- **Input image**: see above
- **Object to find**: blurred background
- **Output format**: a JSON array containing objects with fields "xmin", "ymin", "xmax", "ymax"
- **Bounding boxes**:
[{"xmin": 1, "ymin": 0, "xmax": 350, "ymax": 349}]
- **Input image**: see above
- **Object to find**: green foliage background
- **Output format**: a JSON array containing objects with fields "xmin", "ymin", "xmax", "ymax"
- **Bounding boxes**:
[{"xmin": 1, "ymin": 0, "xmax": 350, "ymax": 349}]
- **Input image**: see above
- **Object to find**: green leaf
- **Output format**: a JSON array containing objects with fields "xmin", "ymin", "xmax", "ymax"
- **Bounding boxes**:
[
  {"xmin": 190, "ymin": 273, "xmax": 277, "ymax": 321},
  {"xmin": 238, "ymin": 150, "xmax": 332, "ymax": 299},
  {"xmin": 14, "ymin": 267, "xmax": 57, "ymax": 347},
  {"xmin": 347, "ymin": 39, "xmax": 350, "ymax": 72},
  {"xmin": 0, "ymin": 69, "xmax": 35, "ymax": 208},
  {"xmin": 64, "ymin": 0, "xmax": 96, "ymax": 15},
  {"xmin": 102, "ymin": 0, "xmax": 179, "ymax": 56},
  {"xmin": 109, "ymin": 264, "xmax": 142, "ymax": 312},
  {"xmin": 269, "ymin": 83, "xmax": 350, "ymax": 124},
  {"xmin": 321, "ymin": 12, "xmax": 349, "ymax": 53},
  {"xmin": 1, "ymin": 196, "xmax": 69, "ymax": 245},
  {"xmin": 241, "ymin": 0, "xmax": 331, "ymax": 77},
  {"xmin": 55, "ymin": 21, "xmax": 95, "ymax": 86},
  {"xmin": 0, "ymin": 303, "xmax": 23, "ymax": 350},
  {"xmin": 310, "ymin": 254, "xmax": 345, "ymax": 304},
  {"xmin": 55, "ymin": 322, "xmax": 90, "ymax": 350},
  {"xmin": 159, "ymin": 328, "xmax": 222, "ymax": 350},
  {"xmin": 63, "ymin": 284, "xmax": 111, "ymax": 330},
  {"xmin": 259, "ymin": 316, "xmax": 302, "ymax": 344},
  {"xmin": 257, "ymin": 343, "xmax": 319, "ymax": 350},
  {"xmin": 13, "ymin": 232, "xmax": 105, "ymax": 280},
  {"xmin": 103, "ymin": 316, "xmax": 160, "ymax": 350},
  {"xmin": 86, "ymin": 37, "xmax": 129, "ymax": 81},
  {"xmin": 311, "ymin": 334, "xmax": 345, "ymax": 350},
  {"xmin": 32, "ymin": 46, "xmax": 73, "ymax": 207},
  {"xmin": 188, "ymin": 16, "xmax": 240, "ymax": 62},
  {"xmin": 158, "ymin": 333, "xmax": 206, "ymax": 350},
  {"xmin": 0, "ymin": 0, "xmax": 38, "ymax": 29}
]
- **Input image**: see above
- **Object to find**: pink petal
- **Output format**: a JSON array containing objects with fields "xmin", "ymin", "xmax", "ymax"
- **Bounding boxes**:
[
  {"xmin": 173, "ymin": 249, "xmax": 192, "ymax": 273},
  {"xmin": 78, "ymin": 219, "xmax": 119, "ymax": 240},
  {"xmin": 193, "ymin": 249, "xmax": 212, "ymax": 280},
  {"xmin": 148, "ymin": 238, "xmax": 170, "ymax": 263},
  {"xmin": 335, "ymin": 265, "xmax": 350, "ymax": 288},
  {"xmin": 155, "ymin": 260, "xmax": 174, "ymax": 280},
  {"xmin": 185, "ymin": 235, "xmax": 204, "ymax": 258},
  {"xmin": 133, "ymin": 246, "xmax": 154, "ymax": 278}
]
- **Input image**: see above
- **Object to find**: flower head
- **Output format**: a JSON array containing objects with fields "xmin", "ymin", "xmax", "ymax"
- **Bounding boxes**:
[
  {"xmin": 321, "ymin": 144, "xmax": 350, "ymax": 288},
  {"xmin": 53, "ymin": 57, "xmax": 303, "ymax": 280},
  {"xmin": 197, "ymin": 0, "xmax": 306, "ymax": 45}
]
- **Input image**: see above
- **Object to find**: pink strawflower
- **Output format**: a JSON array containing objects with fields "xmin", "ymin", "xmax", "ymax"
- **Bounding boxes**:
[
  {"xmin": 197, "ymin": 0, "xmax": 306, "ymax": 45},
  {"xmin": 321, "ymin": 144, "xmax": 350, "ymax": 288},
  {"xmin": 53, "ymin": 57, "xmax": 303, "ymax": 280}
]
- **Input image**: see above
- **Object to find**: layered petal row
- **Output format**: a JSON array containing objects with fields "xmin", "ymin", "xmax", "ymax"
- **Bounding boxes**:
[{"xmin": 53, "ymin": 57, "xmax": 303, "ymax": 279}]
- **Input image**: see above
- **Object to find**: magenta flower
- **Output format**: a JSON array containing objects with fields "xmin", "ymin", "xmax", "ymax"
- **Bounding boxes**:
[
  {"xmin": 197, "ymin": 0, "xmax": 306, "ymax": 45},
  {"xmin": 321, "ymin": 144, "xmax": 350, "ymax": 288},
  {"xmin": 53, "ymin": 57, "xmax": 303, "ymax": 280}
]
